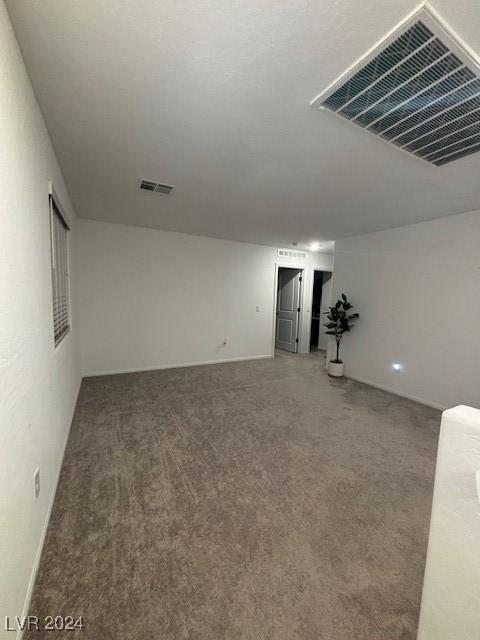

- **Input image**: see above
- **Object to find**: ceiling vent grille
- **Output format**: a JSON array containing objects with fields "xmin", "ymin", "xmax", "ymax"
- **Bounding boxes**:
[
  {"xmin": 140, "ymin": 179, "xmax": 175, "ymax": 195},
  {"xmin": 278, "ymin": 249, "xmax": 307, "ymax": 259},
  {"xmin": 311, "ymin": 5, "xmax": 480, "ymax": 166}
]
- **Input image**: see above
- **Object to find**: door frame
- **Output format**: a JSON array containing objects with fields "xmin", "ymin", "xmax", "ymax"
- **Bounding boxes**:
[
  {"xmin": 306, "ymin": 268, "xmax": 333, "ymax": 352},
  {"xmin": 272, "ymin": 263, "xmax": 333, "ymax": 357},
  {"xmin": 272, "ymin": 263, "xmax": 305, "ymax": 355},
  {"xmin": 309, "ymin": 269, "xmax": 323, "ymax": 351},
  {"xmin": 306, "ymin": 267, "xmax": 333, "ymax": 353}
]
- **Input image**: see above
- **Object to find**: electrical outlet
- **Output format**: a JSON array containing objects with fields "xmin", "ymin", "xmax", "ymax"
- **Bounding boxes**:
[
  {"xmin": 256, "ymin": 305, "xmax": 260, "ymax": 312},
  {"xmin": 34, "ymin": 468, "xmax": 40, "ymax": 499},
  {"xmin": 223, "ymin": 337, "xmax": 228, "ymax": 345}
]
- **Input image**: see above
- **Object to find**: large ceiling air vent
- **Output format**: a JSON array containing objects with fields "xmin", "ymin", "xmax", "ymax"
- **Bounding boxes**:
[
  {"xmin": 311, "ymin": 4, "xmax": 480, "ymax": 166},
  {"xmin": 140, "ymin": 179, "xmax": 175, "ymax": 195}
]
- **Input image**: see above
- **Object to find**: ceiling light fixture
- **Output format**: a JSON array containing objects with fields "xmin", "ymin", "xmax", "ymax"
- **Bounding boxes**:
[{"xmin": 309, "ymin": 242, "xmax": 321, "ymax": 252}]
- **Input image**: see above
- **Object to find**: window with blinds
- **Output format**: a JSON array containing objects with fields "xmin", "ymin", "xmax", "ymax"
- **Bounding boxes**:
[{"xmin": 50, "ymin": 194, "xmax": 70, "ymax": 346}]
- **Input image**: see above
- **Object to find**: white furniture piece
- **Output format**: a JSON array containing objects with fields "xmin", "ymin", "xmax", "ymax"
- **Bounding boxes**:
[{"xmin": 418, "ymin": 405, "xmax": 480, "ymax": 640}]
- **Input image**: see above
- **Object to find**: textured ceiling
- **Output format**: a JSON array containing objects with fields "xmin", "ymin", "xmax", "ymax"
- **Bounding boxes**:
[{"xmin": 5, "ymin": 0, "xmax": 480, "ymax": 247}]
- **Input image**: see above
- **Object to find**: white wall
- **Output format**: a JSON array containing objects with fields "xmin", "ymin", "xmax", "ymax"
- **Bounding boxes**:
[
  {"xmin": 76, "ymin": 219, "xmax": 332, "ymax": 376},
  {"xmin": 331, "ymin": 209, "xmax": 480, "ymax": 410},
  {"xmin": 0, "ymin": 2, "xmax": 80, "ymax": 635}
]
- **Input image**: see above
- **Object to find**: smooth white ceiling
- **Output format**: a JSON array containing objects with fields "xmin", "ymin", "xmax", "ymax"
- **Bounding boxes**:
[{"xmin": 6, "ymin": 0, "xmax": 480, "ymax": 247}]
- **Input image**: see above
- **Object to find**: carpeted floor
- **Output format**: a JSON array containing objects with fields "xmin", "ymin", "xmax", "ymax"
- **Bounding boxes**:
[{"xmin": 26, "ymin": 352, "xmax": 440, "ymax": 639}]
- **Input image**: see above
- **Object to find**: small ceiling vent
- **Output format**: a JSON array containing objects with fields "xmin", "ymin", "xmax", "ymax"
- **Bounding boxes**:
[
  {"xmin": 311, "ymin": 4, "xmax": 480, "ymax": 166},
  {"xmin": 140, "ymin": 179, "xmax": 175, "ymax": 195}
]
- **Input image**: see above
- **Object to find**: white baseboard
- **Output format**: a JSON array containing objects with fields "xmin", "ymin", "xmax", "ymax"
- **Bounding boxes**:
[
  {"xmin": 346, "ymin": 374, "xmax": 446, "ymax": 411},
  {"xmin": 83, "ymin": 354, "xmax": 274, "ymax": 378},
  {"xmin": 17, "ymin": 378, "xmax": 82, "ymax": 640}
]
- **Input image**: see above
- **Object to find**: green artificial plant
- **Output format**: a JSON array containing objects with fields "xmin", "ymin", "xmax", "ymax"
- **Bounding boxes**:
[{"xmin": 323, "ymin": 293, "xmax": 359, "ymax": 363}]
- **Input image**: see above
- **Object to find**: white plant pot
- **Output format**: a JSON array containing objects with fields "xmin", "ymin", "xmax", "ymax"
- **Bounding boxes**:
[{"xmin": 328, "ymin": 360, "xmax": 344, "ymax": 377}]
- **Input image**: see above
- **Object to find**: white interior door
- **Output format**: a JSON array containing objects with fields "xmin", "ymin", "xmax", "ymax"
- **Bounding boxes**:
[{"xmin": 275, "ymin": 268, "xmax": 301, "ymax": 353}]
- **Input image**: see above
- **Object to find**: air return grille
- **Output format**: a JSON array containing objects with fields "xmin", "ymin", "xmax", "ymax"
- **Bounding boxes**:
[
  {"xmin": 278, "ymin": 249, "xmax": 307, "ymax": 259},
  {"xmin": 311, "ymin": 6, "xmax": 480, "ymax": 166},
  {"xmin": 140, "ymin": 179, "xmax": 175, "ymax": 195}
]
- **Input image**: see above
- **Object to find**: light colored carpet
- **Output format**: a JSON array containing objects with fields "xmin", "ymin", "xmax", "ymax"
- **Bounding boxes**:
[{"xmin": 26, "ymin": 352, "xmax": 440, "ymax": 639}]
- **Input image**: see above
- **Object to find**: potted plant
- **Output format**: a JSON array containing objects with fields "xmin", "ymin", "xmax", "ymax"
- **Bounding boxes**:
[{"xmin": 324, "ymin": 293, "xmax": 359, "ymax": 377}]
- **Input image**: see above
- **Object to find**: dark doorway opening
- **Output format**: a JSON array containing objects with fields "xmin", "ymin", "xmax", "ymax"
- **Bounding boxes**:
[{"xmin": 310, "ymin": 271, "xmax": 332, "ymax": 352}]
